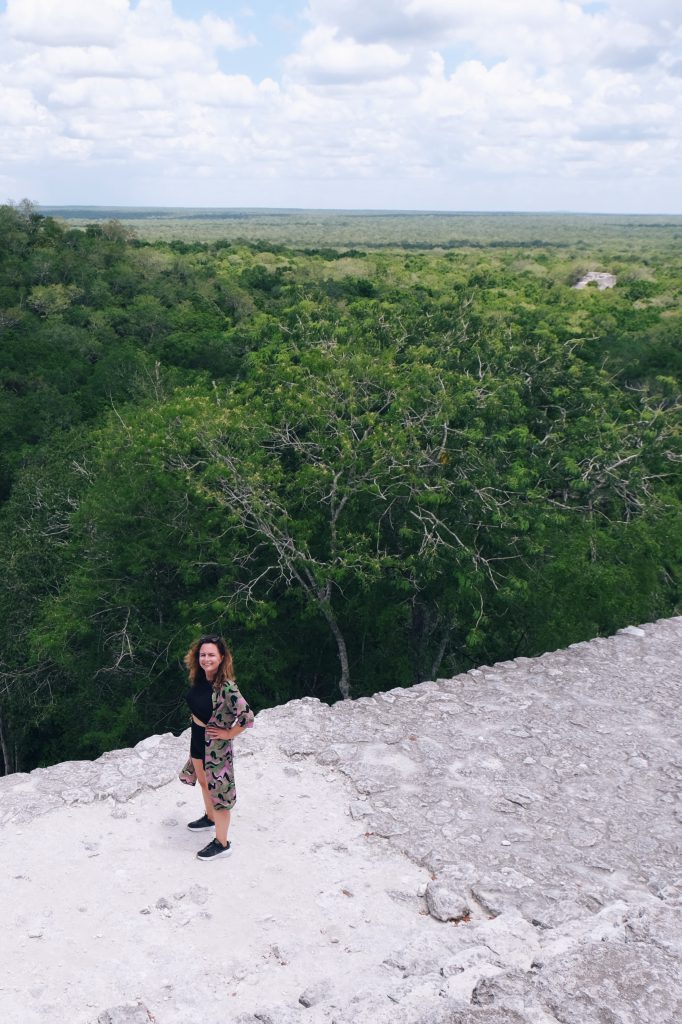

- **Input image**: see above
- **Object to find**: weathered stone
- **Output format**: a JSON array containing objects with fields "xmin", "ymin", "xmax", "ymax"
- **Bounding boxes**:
[
  {"xmin": 187, "ymin": 883, "xmax": 210, "ymax": 905},
  {"xmin": 61, "ymin": 787, "xmax": 96, "ymax": 804},
  {"xmin": 252, "ymin": 1006, "xmax": 303, "ymax": 1024},
  {"xmin": 317, "ymin": 747, "xmax": 341, "ymax": 765},
  {"xmin": 440, "ymin": 946, "xmax": 504, "ymax": 976},
  {"xmin": 537, "ymin": 942, "xmax": 681, "ymax": 1024},
  {"xmin": 2, "ymin": 615, "xmax": 681, "ymax": 1024},
  {"xmin": 472, "ymin": 940, "xmax": 682, "ymax": 1024},
  {"xmin": 623, "ymin": 902, "xmax": 682, "ymax": 954},
  {"xmin": 298, "ymin": 979, "xmax": 332, "ymax": 1007},
  {"xmin": 480, "ymin": 911, "xmax": 541, "ymax": 971},
  {"xmin": 437, "ymin": 1011, "xmax": 531, "ymax": 1024},
  {"xmin": 96, "ymin": 1004, "xmax": 156, "ymax": 1024},
  {"xmin": 440, "ymin": 963, "xmax": 505, "ymax": 1002},
  {"xmin": 425, "ymin": 880, "xmax": 470, "ymax": 922}
]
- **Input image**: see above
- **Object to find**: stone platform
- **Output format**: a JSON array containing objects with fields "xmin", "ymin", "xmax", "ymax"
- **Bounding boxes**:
[{"xmin": 1, "ymin": 617, "xmax": 681, "ymax": 1024}]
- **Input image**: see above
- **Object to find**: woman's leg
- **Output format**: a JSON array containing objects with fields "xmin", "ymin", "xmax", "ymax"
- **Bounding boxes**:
[
  {"xmin": 191, "ymin": 757, "xmax": 214, "ymax": 821},
  {"xmin": 213, "ymin": 808, "xmax": 231, "ymax": 846}
]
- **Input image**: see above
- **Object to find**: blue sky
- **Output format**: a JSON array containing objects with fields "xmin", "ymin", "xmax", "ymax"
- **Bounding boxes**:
[
  {"xmin": 172, "ymin": 0, "xmax": 301, "ymax": 79},
  {"xmin": 0, "ymin": 0, "xmax": 680, "ymax": 212}
]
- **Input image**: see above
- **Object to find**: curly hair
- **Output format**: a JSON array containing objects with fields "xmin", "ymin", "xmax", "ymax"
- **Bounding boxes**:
[{"xmin": 184, "ymin": 634, "xmax": 235, "ymax": 692}]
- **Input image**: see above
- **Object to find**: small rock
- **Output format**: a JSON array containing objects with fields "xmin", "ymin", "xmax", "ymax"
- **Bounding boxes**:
[
  {"xmin": 299, "ymin": 979, "xmax": 331, "ymax": 1008},
  {"xmin": 629, "ymin": 756, "xmax": 648, "ymax": 769},
  {"xmin": 254, "ymin": 1009, "xmax": 302, "ymax": 1024},
  {"xmin": 155, "ymin": 897, "xmax": 173, "ymax": 911},
  {"xmin": 268, "ymin": 943, "xmax": 289, "ymax": 965},
  {"xmin": 111, "ymin": 806, "xmax": 127, "ymax": 820},
  {"xmin": 188, "ymin": 883, "xmax": 210, "ymax": 906},
  {"xmin": 425, "ymin": 881, "xmax": 470, "ymax": 922},
  {"xmin": 162, "ymin": 817, "xmax": 178, "ymax": 826},
  {"xmin": 28, "ymin": 928, "xmax": 43, "ymax": 939}
]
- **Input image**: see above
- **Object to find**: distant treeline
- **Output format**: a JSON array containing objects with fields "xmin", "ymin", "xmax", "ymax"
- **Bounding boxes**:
[
  {"xmin": 38, "ymin": 206, "xmax": 682, "ymax": 249},
  {"xmin": 0, "ymin": 201, "xmax": 679, "ymax": 774}
]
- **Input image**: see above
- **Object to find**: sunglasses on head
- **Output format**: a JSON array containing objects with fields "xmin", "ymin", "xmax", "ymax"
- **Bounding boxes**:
[{"xmin": 199, "ymin": 634, "xmax": 223, "ymax": 646}]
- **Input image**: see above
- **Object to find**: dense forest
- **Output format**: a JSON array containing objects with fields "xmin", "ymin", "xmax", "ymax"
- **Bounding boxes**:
[
  {"xmin": 1, "ymin": 200, "xmax": 680, "ymax": 774},
  {"xmin": 40, "ymin": 205, "xmax": 682, "ymax": 249}
]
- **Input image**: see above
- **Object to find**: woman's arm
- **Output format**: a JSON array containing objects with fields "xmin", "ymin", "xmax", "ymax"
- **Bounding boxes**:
[
  {"xmin": 207, "ymin": 681, "xmax": 255, "ymax": 741},
  {"xmin": 206, "ymin": 723, "xmax": 247, "ymax": 741}
]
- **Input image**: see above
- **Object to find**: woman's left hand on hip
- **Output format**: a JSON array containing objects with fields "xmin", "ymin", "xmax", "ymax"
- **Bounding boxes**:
[{"xmin": 206, "ymin": 726, "xmax": 231, "ymax": 740}]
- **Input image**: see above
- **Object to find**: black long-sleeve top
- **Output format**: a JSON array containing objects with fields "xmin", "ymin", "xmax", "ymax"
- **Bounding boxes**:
[{"xmin": 185, "ymin": 676, "xmax": 213, "ymax": 725}]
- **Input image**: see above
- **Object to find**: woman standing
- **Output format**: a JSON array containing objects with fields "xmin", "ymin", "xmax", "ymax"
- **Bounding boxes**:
[{"xmin": 178, "ymin": 634, "xmax": 254, "ymax": 861}]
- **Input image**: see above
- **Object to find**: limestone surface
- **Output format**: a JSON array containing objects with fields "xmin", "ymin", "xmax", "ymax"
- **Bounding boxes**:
[
  {"xmin": 1, "ymin": 616, "xmax": 681, "ymax": 1024},
  {"xmin": 572, "ymin": 271, "xmax": 617, "ymax": 290}
]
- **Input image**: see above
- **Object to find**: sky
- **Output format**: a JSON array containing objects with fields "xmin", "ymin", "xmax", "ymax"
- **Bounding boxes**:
[{"xmin": 0, "ymin": 0, "xmax": 681, "ymax": 212}]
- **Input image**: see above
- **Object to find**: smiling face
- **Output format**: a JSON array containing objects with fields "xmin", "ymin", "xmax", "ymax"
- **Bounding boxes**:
[{"xmin": 198, "ymin": 642, "xmax": 223, "ymax": 681}]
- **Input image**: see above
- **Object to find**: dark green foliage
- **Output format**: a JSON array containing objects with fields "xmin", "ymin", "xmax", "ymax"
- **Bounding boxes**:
[{"xmin": 0, "ymin": 203, "xmax": 679, "ymax": 774}]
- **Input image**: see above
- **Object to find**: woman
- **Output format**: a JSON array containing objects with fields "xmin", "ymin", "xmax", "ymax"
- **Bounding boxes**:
[{"xmin": 178, "ymin": 634, "xmax": 254, "ymax": 860}]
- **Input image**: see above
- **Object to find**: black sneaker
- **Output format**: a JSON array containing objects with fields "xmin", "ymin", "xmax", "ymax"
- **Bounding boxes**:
[
  {"xmin": 187, "ymin": 813, "xmax": 214, "ymax": 830},
  {"xmin": 197, "ymin": 839, "xmax": 232, "ymax": 861}
]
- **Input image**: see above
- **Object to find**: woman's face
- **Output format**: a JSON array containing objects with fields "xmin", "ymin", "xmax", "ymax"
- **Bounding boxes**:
[{"xmin": 199, "ymin": 642, "xmax": 223, "ymax": 680}]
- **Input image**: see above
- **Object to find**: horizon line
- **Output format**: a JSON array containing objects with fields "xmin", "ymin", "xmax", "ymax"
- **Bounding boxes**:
[{"xmin": 34, "ymin": 205, "xmax": 682, "ymax": 218}]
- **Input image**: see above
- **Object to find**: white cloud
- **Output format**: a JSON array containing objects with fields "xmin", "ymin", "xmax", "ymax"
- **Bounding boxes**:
[
  {"xmin": 306, "ymin": 0, "xmax": 585, "ymax": 50},
  {"xmin": 304, "ymin": 0, "xmax": 673, "ymax": 70},
  {"xmin": 285, "ymin": 26, "xmax": 411, "ymax": 84},
  {"xmin": 178, "ymin": 72, "xmax": 279, "ymax": 108},
  {"xmin": 0, "ymin": 85, "xmax": 54, "ymax": 127},
  {"xmin": 0, "ymin": 0, "xmax": 679, "ymax": 210},
  {"xmin": 609, "ymin": 0, "xmax": 681, "ymax": 24},
  {"xmin": 48, "ymin": 77, "xmax": 166, "ymax": 112},
  {"xmin": 5, "ymin": 0, "xmax": 129, "ymax": 47},
  {"xmin": 199, "ymin": 13, "xmax": 256, "ymax": 51}
]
